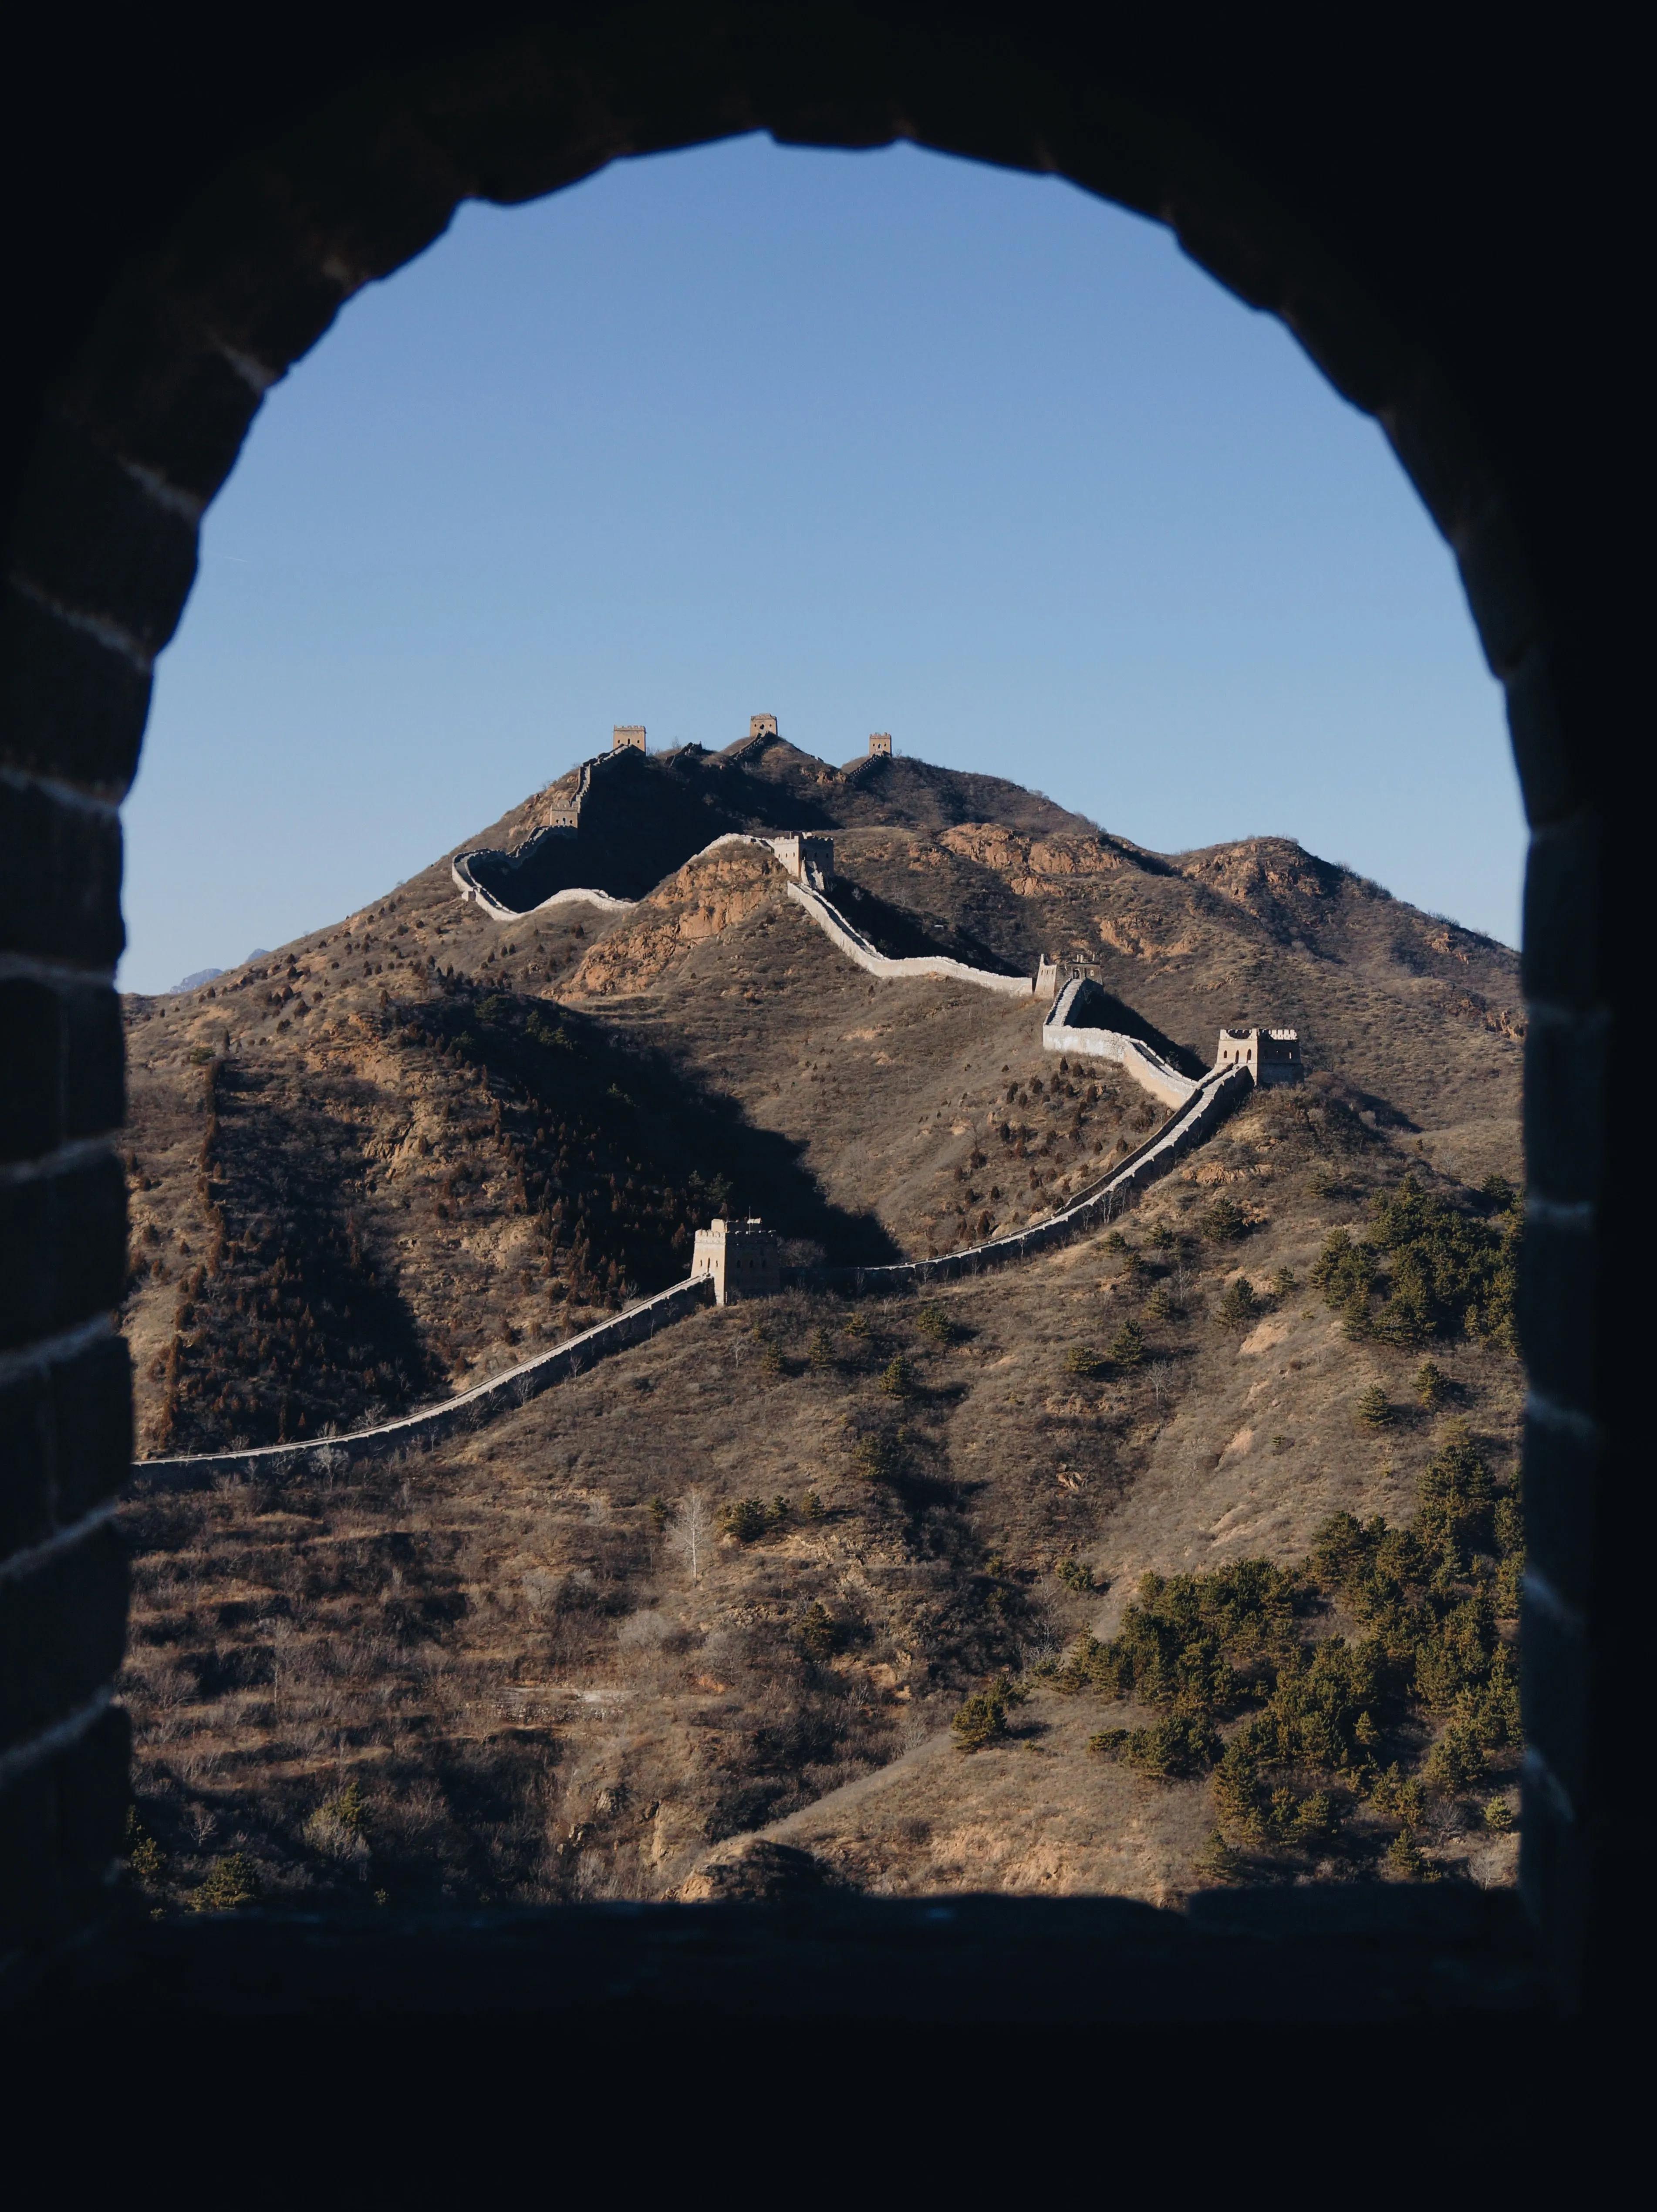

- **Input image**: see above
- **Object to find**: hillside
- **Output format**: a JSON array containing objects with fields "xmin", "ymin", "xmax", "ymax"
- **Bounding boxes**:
[{"xmin": 115, "ymin": 737, "xmax": 1525, "ymax": 1914}]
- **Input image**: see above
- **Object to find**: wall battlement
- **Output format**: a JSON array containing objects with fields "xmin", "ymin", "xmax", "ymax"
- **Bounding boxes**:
[{"xmin": 769, "ymin": 832, "xmax": 835, "ymax": 892}]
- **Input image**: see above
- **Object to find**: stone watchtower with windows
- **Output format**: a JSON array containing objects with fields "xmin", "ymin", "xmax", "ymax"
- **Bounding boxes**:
[
  {"xmin": 613, "ymin": 724, "xmax": 647, "ymax": 752},
  {"xmin": 692, "ymin": 1218, "xmax": 783, "ymax": 1304},
  {"xmin": 867, "ymin": 731, "xmax": 892, "ymax": 758},
  {"xmin": 749, "ymin": 713, "xmax": 778, "ymax": 740},
  {"xmin": 1215, "ymin": 1027, "xmax": 1303, "ymax": 1086},
  {"xmin": 769, "ymin": 833, "xmax": 835, "ymax": 892}
]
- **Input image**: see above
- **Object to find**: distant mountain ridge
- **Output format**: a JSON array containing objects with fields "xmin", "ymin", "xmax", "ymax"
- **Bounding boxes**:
[{"xmin": 459, "ymin": 731, "xmax": 1096, "ymax": 913}]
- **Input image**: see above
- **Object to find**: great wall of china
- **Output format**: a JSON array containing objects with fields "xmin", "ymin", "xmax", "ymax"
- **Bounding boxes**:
[{"xmin": 135, "ymin": 722, "xmax": 1300, "ymax": 1487}]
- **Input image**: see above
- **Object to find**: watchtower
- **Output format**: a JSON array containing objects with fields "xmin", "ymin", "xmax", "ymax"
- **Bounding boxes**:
[
  {"xmin": 769, "ymin": 833, "xmax": 835, "ymax": 892},
  {"xmin": 749, "ymin": 713, "xmax": 778, "ymax": 741},
  {"xmin": 691, "ymin": 1218, "xmax": 783, "ymax": 1305},
  {"xmin": 867, "ymin": 731, "xmax": 892, "ymax": 758},
  {"xmin": 612, "ymin": 725, "xmax": 647, "ymax": 752},
  {"xmin": 1215, "ymin": 1027, "xmax": 1303, "ymax": 1086}
]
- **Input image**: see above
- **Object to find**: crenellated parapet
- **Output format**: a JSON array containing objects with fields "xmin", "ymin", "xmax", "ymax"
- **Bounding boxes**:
[{"xmin": 1215, "ymin": 1027, "xmax": 1303, "ymax": 1086}]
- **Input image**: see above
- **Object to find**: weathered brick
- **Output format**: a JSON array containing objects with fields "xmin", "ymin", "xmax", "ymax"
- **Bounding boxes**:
[
  {"xmin": 0, "ymin": 978, "xmax": 59, "ymax": 1162},
  {"xmin": 0, "ymin": 1521, "xmax": 127, "ymax": 1756},
  {"xmin": 0, "ymin": 779, "xmax": 124, "ymax": 968},
  {"xmin": 1522, "ymin": 1004, "xmax": 1608, "ymax": 1211},
  {"xmin": 1521, "ymin": 810, "xmax": 1604, "ymax": 1011},
  {"xmin": 61, "ymin": 981, "xmax": 125, "ymax": 1141},
  {"xmin": 1454, "ymin": 501, "xmax": 1542, "ymax": 682},
  {"xmin": 51, "ymin": 1333, "xmax": 132, "ymax": 1524},
  {"xmin": 0, "ymin": 1152, "xmax": 127, "ymax": 1351},
  {"xmin": 58, "ymin": 300, "xmax": 270, "ymax": 510},
  {"xmin": 1519, "ymin": 1585, "xmax": 1592, "ymax": 1810},
  {"xmin": 0, "ymin": 978, "xmax": 122, "ymax": 1163},
  {"xmin": 1522, "ymin": 1399, "xmax": 1599, "ymax": 1613},
  {"xmin": 1519, "ymin": 1750, "xmax": 1589, "ymax": 2006},
  {"xmin": 1516, "ymin": 1205, "xmax": 1599, "ymax": 1415},
  {"xmin": 0, "ymin": 1333, "xmax": 130, "ymax": 1563},
  {"xmin": 0, "ymin": 578, "xmax": 152, "ymax": 795},
  {"xmin": 1503, "ymin": 639, "xmax": 1578, "ymax": 830},
  {"xmin": 0, "ymin": 1367, "xmax": 54, "ymax": 1559},
  {"xmin": 0, "ymin": 1702, "xmax": 129, "ymax": 1945},
  {"xmin": 9, "ymin": 412, "xmax": 200, "ymax": 660}
]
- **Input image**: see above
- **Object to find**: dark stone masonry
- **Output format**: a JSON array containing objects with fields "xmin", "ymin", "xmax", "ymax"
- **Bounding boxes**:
[{"xmin": 0, "ymin": 5, "xmax": 1636, "ymax": 2036}]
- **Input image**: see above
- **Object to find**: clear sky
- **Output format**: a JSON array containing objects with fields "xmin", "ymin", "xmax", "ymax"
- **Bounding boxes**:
[{"xmin": 120, "ymin": 135, "xmax": 1525, "ymax": 994}]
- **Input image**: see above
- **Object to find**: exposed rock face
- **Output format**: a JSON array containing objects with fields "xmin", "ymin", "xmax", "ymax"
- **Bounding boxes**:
[
  {"xmin": 940, "ymin": 822, "xmax": 1134, "ymax": 894},
  {"xmin": 570, "ymin": 846, "xmax": 786, "ymax": 996}
]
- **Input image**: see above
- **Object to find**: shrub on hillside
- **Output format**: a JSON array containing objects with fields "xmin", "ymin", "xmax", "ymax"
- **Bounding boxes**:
[
  {"xmin": 1355, "ymin": 1384, "xmax": 1393, "ymax": 1428},
  {"xmin": 1216, "ymin": 1277, "xmax": 1262, "ymax": 1331},
  {"xmin": 1063, "ymin": 1344, "xmax": 1104, "ymax": 1379},
  {"xmin": 125, "ymin": 1808, "xmax": 166, "ymax": 1887},
  {"xmin": 952, "ymin": 1674, "xmax": 1024, "ymax": 1752},
  {"xmin": 916, "ymin": 1303, "xmax": 954, "ymax": 1346},
  {"xmin": 1058, "ymin": 1430, "xmax": 1524, "ymax": 1876},
  {"xmin": 1107, "ymin": 1710, "xmax": 1222, "ymax": 1780},
  {"xmin": 720, "ymin": 1497, "xmax": 770, "ymax": 1542},
  {"xmin": 796, "ymin": 1600, "xmax": 840, "ymax": 1660},
  {"xmin": 1414, "ymin": 1360, "xmax": 1448, "ymax": 1408},
  {"xmin": 1200, "ymin": 1197, "xmax": 1249, "ymax": 1244},
  {"xmin": 1313, "ymin": 1179, "xmax": 1522, "ymax": 1353},
  {"xmin": 851, "ymin": 1432, "xmax": 903, "ymax": 1484},
  {"xmin": 1108, "ymin": 1319, "xmax": 1146, "ymax": 1370},
  {"xmin": 191, "ymin": 1852, "xmax": 261, "ymax": 1912}
]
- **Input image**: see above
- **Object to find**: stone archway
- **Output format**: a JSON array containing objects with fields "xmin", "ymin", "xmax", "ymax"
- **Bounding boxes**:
[{"xmin": 0, "ymin": 6, "xmax": 1623, "ymax": 2014}]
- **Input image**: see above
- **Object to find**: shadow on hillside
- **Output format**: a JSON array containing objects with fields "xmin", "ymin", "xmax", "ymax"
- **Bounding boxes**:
[
  {"xmin": 429, "ymin": 980, "xmax": 903, "ymax": 1270},
  {"xmin": 828, "ymin": 873, "xmax": 1029, "ymax": 981},
  {"xmin": 621, "ymin": 1038, "xmax": 905, "ymax": 1270},
  {"xmin": 171, "ymin": 1067, "xmax": 445, "ymax": 1451},
  {"xmin": 1061, "ymin": 982, "xmax": 1206, "ymax": 1079}
]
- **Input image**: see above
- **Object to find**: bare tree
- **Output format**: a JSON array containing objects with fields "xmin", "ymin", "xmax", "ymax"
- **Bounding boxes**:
[{"xmin": 670, "ymin": 1487, "xmax": 712, "ymax": 1586}]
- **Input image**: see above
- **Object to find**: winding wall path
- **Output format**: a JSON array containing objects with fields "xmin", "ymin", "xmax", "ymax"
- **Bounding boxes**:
[
  {"xmin": 823, "ymin": 1062, "xmax": 1250, "ymax": 1292},
  {"xmin": 1040, "ymin": 977, "xmax": 1198, "ymax": 1109},
  {"xmin": 142, "ymin": 822, "xmax": 1255, "ymax": 1484},
  {"xmin": 134, "ymin": 1275, "xmax": 715, "ymax": 1492}
]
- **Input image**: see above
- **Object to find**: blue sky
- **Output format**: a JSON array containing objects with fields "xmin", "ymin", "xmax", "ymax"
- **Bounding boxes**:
[{"xmin": 121, "ymin": 135, "xmax": 1524, "ymax": 993}]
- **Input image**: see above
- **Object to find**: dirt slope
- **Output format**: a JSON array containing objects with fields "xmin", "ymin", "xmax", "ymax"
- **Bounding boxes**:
[
  {"xmin": 116, "ymin": 744, "xmax": 1524, "ymax": 1914},
  {"xmin": 120, "ymin": 1084, "xmax": 1522, "ymax": 1909}
]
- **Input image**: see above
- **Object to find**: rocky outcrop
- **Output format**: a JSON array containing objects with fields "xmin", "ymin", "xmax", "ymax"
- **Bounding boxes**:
[{"xmin": 569, "ymin": 843, "xmax": 787, "ymax": 996}]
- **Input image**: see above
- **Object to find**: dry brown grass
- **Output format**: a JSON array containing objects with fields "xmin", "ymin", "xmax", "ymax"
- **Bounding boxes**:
[
  {"xmin": 117, "ymin": 753, "xmax": 1522, "ymax": 1909},
  {"xmin": 119, "ymin": 1084, "xmax": 1521, "ymax": 1909}
]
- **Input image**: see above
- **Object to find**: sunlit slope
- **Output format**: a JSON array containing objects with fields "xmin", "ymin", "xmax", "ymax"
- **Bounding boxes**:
[{"xmin": 121, "ymin": 753, "xmax": 1521, "ymax": 1459}]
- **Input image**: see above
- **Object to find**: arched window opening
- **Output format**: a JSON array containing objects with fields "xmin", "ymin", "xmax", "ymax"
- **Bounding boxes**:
[{"xmin": 0, "ymin": 16, "xmax": 1620, "ymax": 2021}]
